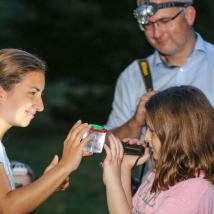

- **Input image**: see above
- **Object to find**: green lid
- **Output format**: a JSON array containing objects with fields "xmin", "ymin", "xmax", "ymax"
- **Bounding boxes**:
[{"xmin": 90, "ymin": 124, "xmax": 104, "ymax": 130}]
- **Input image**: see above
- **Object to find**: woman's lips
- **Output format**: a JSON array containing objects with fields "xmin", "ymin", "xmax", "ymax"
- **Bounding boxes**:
[{"xmin": 26, "ymin": 110, "xmax": 35, "ymax": 119}]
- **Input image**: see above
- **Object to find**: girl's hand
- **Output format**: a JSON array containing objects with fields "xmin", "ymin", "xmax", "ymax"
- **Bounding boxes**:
[
  {"xmin": 103, "ymin": 134, "xmax": 124, "ymax": 185},
  {"xmin": 59, "ymin": 120, "xmax": 92, "ymax": 173},
  {"xmin": 121, "ymin": 138, "xmax": 150, "ymax": 170},
  {"xmin": 122, "ymin": 137, "xmax": 144, "ymax": 146}
]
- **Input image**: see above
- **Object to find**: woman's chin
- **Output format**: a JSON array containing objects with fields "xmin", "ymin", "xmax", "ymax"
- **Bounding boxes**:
[{"xmin": 15, "ymin": 120, "xmax": 32, "ymax": 128}]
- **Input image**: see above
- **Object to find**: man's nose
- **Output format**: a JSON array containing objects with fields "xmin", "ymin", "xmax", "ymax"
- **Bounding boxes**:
[{"xmin": 152, "ymin": 23, "xmax": 163, "ymax": 39}]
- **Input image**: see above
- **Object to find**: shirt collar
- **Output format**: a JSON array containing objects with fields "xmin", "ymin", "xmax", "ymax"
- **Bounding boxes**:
[{"xmin": 192, "ymin": 32, "xmax": 207, "ymax": 53}]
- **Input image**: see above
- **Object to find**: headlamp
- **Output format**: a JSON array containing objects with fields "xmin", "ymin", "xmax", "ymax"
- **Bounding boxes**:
[{"xmin": 133, "ymin": 1, "xmax": 192, "ymax": 31}]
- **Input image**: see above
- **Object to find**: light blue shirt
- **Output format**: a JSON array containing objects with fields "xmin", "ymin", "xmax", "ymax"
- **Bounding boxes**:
[{"xmin": 106, "ymin": 33, "xmax": 214, "ymax": 131}]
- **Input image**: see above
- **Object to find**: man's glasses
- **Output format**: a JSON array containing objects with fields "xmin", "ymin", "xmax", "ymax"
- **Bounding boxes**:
[{"xmin": 143, "ymin": 9, "xmax": 184, "ymax": 31}]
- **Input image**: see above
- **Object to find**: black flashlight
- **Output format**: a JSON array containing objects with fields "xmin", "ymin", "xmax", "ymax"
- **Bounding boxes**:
[{"xmin": 122, "ymin": 143, "xmax": 145, "ymax": 156}]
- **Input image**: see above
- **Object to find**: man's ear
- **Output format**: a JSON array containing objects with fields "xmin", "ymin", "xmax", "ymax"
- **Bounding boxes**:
[
  {"xmin": 184, "ymin": 6, "xmax": 196, "ymax": 26},
  {"xmin": 0, "ymin": 86, "xmax": 7, "ymax": 104}
]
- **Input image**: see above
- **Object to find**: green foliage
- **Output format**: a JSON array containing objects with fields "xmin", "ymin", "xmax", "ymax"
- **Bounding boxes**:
[
  {"xmin": 0, "ymin": 0, "xmax": 151, "ymax": 83},
  {"xmin": 1, "ymin": 0, "xmax": 213, "ymax": 83},
  {"xmin": 194, "ymin": 0, "xmax": 214, "ymax": 41},
  {"xmin": 49, "ymin": 84, "xmax": 114, "ymax": 124}
]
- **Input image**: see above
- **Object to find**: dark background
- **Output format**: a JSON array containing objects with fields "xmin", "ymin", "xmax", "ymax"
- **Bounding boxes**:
[
  {"xmin": 1, "ymin": 0, "xmax": 213, "ymax": 85},
  {"xmin": 1, "ymin": 0, "xmax": 214, "ymax": 213}
]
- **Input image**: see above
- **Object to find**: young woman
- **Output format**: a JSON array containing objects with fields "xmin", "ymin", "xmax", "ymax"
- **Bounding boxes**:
[
  {"xmin": 0, "ymin": 48, "xmax": 92, "ymax": 213},
  {"xmin": 103, "ymin": 85, "xmax": 214, "ymax": 214}
]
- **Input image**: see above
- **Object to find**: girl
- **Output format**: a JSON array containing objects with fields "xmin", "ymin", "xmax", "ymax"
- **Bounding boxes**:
[
  {"xmin": 0, "ymin": 48, "xmax": 91, "ymax": 213},
  {"xmin": 103, "ymin": 85, "xmax": 214, "ymax": 214}
]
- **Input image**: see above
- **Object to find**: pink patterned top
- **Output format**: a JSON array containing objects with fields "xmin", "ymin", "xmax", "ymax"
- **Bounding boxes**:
[{"xmin": 132, "ymin": 172, "xmax": 214, "ymax": 214}]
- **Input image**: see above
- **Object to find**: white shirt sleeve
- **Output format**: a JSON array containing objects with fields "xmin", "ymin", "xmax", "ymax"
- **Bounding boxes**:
[{"xmin": 0, "ymin": 142, "xmax": 4, "ymax": 163}]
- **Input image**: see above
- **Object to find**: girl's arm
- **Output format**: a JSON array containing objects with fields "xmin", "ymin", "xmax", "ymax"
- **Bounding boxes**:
[
  {"xmin": 0, "ymin": 121, "xmax": 91, "ymax": 214},
  {"xmin": 103, "ymin": 135, "xmax": 132, "ymax": 214},
  {"xmin": 105, "ymin": 179, "xmax": 132, "ymax": 214},
  {"xmin": 120, "ymin": 138, "xmax": 150, "ymax": 207},
  {"xmin": 120, "ymin": 160, "xmax": 133, "ymax": 207}
]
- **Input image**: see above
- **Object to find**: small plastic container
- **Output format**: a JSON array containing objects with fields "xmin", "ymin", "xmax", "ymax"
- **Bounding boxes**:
[{"xmin": 83, "ymin": 124, "xmax": 107, "ymax": 153}]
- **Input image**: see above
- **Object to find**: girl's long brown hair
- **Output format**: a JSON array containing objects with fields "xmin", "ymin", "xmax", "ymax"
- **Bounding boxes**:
[{"xmin": 145, "ymin": 85, "xmax": 214, "ymax": 192}]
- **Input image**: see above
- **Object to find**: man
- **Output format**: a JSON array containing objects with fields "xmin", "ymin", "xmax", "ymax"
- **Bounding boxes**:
[{"xmin": 105, "ymin": 0, "xmax": 214, "ymax": 140}]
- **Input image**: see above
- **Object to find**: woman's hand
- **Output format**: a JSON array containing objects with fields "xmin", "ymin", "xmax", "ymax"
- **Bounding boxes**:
[
  {"xmin": 59, "ymin": 120, "xmax": 92, "ymax": 173},
  {"xmin": 43, "ymin": 121, "xmax": 92, "ymax": 192},
  {"xmin": 44, "ymin": 155, "xmax": 70, "ymax": 191},
  {"xmin": 103, "ymin": 134, "xmax": 124, "ymax": 185}
]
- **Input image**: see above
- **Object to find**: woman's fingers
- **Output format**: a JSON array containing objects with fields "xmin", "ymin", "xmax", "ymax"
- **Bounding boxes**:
[
  {"xmin": 65, "ymin": 120, "xmax": 82, "ymax": 141},
  {"xmin": 80, "ymin": 134, "xmax": 92, "ymax": 146},
  {"xmin": 44, "ymin": 155, "xmax": 59, "ymax": 174},
  {"xmin": 65, "ymin": 123, "xmax": 91, "ymax": 147},
  {"xmin": 61, "ymin": 181, "xmax": 69, "ymax": 191},
  {"xmin": 74, "ymin": 124, "xmax": 91, "ymax": 143},
  {"xmin": 56, "ymin": 177, "xmax": 70, "ymax": 191}
]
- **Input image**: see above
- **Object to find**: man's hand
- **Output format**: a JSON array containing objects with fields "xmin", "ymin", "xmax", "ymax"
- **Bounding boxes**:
[
  {"xmin": 132, "ymin": 90, "xmax": 156, "ymax": 128},
  {"xmin": 111, "ymin": 91, "xmax": 156, "ymax": 140}
]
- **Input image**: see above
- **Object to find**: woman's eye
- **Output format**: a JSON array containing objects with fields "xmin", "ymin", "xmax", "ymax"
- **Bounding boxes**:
[{"xmin": 29, "ymin": 91, "xmax": 36, "ymax": 96}]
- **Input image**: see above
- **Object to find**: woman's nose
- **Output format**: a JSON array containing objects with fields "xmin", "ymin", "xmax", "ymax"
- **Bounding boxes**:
[{"xmin": 34, "ymin": 97, "xmax": 44, "ymax": 112}]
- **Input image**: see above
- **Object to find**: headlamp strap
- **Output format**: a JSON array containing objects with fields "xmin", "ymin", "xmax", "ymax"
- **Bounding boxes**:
[
  {"xmin": 138, "ymin": 59, "xmax": 153, "ymax": 91},
  {"xmin": 156, "ymin": 2, "xmax": 192, "ymax": 10}
]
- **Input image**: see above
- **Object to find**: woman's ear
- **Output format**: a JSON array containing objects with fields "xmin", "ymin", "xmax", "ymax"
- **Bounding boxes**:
[
  {"xmin": 0, "ymin": 86, "xmax": 7, "ymax": 104},
  {"xmin": 184, "ymin": 6, "xmax": 196, "ymax": 26}
]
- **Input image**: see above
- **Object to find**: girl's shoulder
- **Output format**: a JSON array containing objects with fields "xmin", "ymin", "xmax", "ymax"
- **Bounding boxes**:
[{"xmin": 167, "ymin": 176, "xmax": 214, "ymax": 202}]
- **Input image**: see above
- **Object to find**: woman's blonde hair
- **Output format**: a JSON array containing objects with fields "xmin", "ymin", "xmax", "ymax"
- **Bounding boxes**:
[
  {"xmin": 0, "ymin": 48, "xmax": 46, "ymax": 91},
  {"xmin": 145, "ymin": 85, "xmax": 214, "ymax": 192}
]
